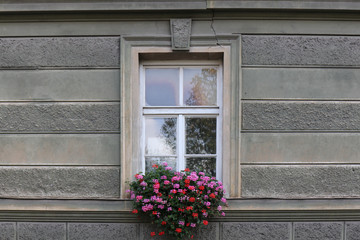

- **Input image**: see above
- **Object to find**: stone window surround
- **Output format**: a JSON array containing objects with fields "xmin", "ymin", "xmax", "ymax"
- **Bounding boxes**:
[{"xmin": 120, "ymin": 45, "xmax": 240, "ymax": 198}]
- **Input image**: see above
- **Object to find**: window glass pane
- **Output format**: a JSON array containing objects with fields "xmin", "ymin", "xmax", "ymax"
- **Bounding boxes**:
[
  {"xmin": 186, "ymin": 117, "xmax": 216, "ymax": 154},
  {"xmin": 145, "ymin": 68, "xmax": 179, "ymax": 106},
  {"xmin": 186, "ymin": 157, "xmax": 216, "ymax": 177},
  {"xmin": 146, "ymin": 157, "xmax": 177, "ymax": 172},
  {"xmin": 184, "ymin": 68, "xmax": 217, "ymax": 106},
  {"xmin": 145, "ymin": 117, "xmax": 177, "ymax": 155}
]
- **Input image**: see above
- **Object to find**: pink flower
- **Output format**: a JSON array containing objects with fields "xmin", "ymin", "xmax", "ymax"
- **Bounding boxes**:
[
  {"xmin": 221, "ymin": 197, "xmax": 227, "ymax": 203},
  {"xmin": 161, "ymin": 175, "xmax": 167, "ymax": 180},
  {"xmin": 190, "ymin": 223, "xmax": 196, "ymax": 227},
  {"xmin": 221, "ymin": 212, "xmax": 226, "ymax": 216},
  {"xmin": 179, "ymin": 221, "xmax": 185, "ymax": 225},
  {"xmin": 217, "ymin": 205, "xmax": 222, "ymax": 211},
  {"xmin": 164, "ymin": 180, "xmax": 170, "ymax": 185},
  {"xmin": 135, "ymin": 174, "xmax": 143, "ymax": 180},
  {"xmin": 173, "ymin": 184, "xmax": 180, "ymax": 189},
  {"xmin": 136, "ymin": 195, "xmax": 143, "ymax": 202},
  {"xmin": 140, "ymin": 181, "xmax": 147, "ymax": 187},
  {"xmin": 165, "ymin": 167, "xmax": 172, "ymax": 171},
  {"xmin": 162, "ymin": 162, "xmax": 168, "ymax": 167},
  {"xmin": 205, "ymin": 201, "xmax": 211, "ymax": 207},
  {"xmin": 167, "ymin": 207, "xmax": 172, "ymax": 211}
]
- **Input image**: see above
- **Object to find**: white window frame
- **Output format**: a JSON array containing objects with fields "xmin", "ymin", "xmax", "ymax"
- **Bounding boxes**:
[{"xmin": 140, "ymin": 61, "xmax": 223, "ymax": 179}]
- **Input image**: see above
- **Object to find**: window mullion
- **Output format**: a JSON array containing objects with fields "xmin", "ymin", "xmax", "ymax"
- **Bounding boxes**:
[
  {"xmin": 178, "ymin": 114, "xmax": 185, "ymax": 171},
  {"xmin": 179, "ymin": 67, "xmax": 184, "ymax": 106}
]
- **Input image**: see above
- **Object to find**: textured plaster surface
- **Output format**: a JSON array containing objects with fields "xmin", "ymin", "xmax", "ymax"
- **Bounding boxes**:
[
  {"xmin": 18, "ymin": 222, "xmax": 66, "ymax": 240},
  {"xmin": 242, "ymin": 165, "xmax": 360, "ymax": 198},
  {"xmin": 171, "ymin": 19, "xmax": 191, "ymax": 50},
  {"xmin": 242, "ymin": 102, "xmax": 360, "ymax": 130},
  {"xmin": 346, "ymin": 222, "xmax": 360, "ymax": 240},
  {"xmin": 0, "ymin": 103, "xmax": 119, "ymax": 132},
  {"xmin": 0, "ymin": 167, "xmax": 120, "ymax": 198},
  {"xmin": 222, "ymin": 222, "xmax": 291, "ymax": 240},
  {"xmin": 0, "ymin": 222, "xmax": 16, "ymax": 240},
  {"xmin": 294, "ymin": 222, "xmax": 343, "ymax": 240},
  {"xmin": 0, "ymin": 37, "xmax": 119, "ymax": 67},
  {"xmin": 242, "ymin": 35, "xmax": 360, "ymax": 66},
  {"xmin": 68, "ymin": 223, "xmax": 137, "ymax": 240}
]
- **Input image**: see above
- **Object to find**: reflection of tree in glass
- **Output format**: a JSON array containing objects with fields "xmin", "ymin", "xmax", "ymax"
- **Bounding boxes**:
[
  {"xmin": 185, "ymin": 68, "xmax": 217, "ymax": 106},
  {"xmin": 160, "ymin": 118, "xmax": 177, "ymax": 153},
  {"xmin": 187, "ymin": 158, "xmax": 216, "ymax": 176},
  {"xmin": 186, "ymin": 118, "xmax": 216, "ymax": 155}
]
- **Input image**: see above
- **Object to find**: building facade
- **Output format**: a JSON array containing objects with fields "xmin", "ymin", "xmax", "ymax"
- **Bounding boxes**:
[{"xmin": 1, "ymin": 1, "xmax": 360, "ymax": 239}]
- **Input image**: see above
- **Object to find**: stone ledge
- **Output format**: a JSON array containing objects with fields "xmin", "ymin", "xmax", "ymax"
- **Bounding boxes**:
[{"xmin": 1, "ymin": 1, "xmax": 360, "ymax": 12}]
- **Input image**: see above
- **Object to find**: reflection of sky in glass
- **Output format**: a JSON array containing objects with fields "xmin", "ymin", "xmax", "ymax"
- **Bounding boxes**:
[
  {"xmin": 184, "ymin": 68, "xmax": 217, "ymax": 106},
  {"xmin": 145, "ymin": 118, "xmax": 176, "ymax": 155},
  {"xmin": 145, "ymin": 68, "xmax": 179, "ymax": 106},
  {"xmin": 186, "ymin": 117, "xmax": 216, "ymax": 154}
]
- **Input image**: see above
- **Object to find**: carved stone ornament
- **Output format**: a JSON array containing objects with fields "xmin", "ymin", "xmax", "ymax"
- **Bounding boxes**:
[{"xmin": 170, "ymin": 19, "xmax": 192, "ymax": 50}]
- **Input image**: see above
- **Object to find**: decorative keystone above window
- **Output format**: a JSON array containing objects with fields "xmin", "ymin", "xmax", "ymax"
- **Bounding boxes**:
[{"xmin": 170, "ymin": 19, "xmax": 192, "ymax": 51}]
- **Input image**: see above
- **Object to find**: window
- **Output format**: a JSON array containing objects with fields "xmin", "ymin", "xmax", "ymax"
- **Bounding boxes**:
[
  {"xmin": 140, "ymin": 61, "xmax": 222, "ymax": 178},
  {"xmin": 120, "ymin": 45, "xmax": 239, "ymax": 198}
]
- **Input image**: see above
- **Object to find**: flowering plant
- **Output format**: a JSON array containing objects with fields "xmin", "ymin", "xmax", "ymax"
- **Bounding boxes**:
[{"xmin": 127, "ymin": 162, "xmax": 227, "ymax": 239}]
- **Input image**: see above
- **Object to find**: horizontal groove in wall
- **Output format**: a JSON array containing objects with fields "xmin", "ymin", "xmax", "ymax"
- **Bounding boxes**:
[
  {"xmin": 241, "ymin": 65, "xmax": 360, "ymax": 69},
  {"xmin": 241, "ymin": 163, "xmax": 360, "ymax": 165},
  {"xmin": 0, "ymin": 134, "xmax": 119, "ymax": 165},
  {"xmin": 242, "ymin": 99, "xmax": 360, "ymax": 102},
  {"xmin": 242, "ymin": 130, "xmax": 360, "ymax": 133},
  {"xmin": 241, "ymin": 133, "xmax": 360, "ymax": 164},
  {"xmin": 0, "ymin": 131, "xmax": 120, "ymax": 134}
]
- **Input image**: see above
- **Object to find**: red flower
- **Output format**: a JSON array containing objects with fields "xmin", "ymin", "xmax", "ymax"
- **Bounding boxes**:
[
  {"xmin": 150, "ymin": 232, "xmax": 156, "ymax": 237},
  {"xmin": 199, "ymin": 186, "xmax": 205, "ymax": 190},
  {"xmin": 184, "ymin": 168, "xmax": 190, "ymax": 172},
  {"xmin": 159, "ymin": 231, "xmax": 165, "ymax": 236},
  {"xmin": 186, "ymin": 206, "xmax": 193, "ymax": 211},
  {"xmin": 152, "ymin": 211, "xmax": 157, "ymax": 215},
  {"xmin": 175, "ymin": 228, "xmax": 182, "ymax": 233},
  {"xmin": 157, "ymin": 192, "xmax": 162, "ymax": 197},
  {"xmin": 184, "ymin": 179, "xmax": 190, "ymax": 184},
  {"xmin": 152, "ymin": 164, "xmax": 158, "ymax": 168},
  {"xmin": 161, "ymin": 221, "xmax": 167, "ymax": 225},
  {"xmin": 191, "ymin": 235, "xmax": 194, "ymax": 239},
  {"xmin": 203, "ymin": 220, "xmax": 208, "ymax": 225},
  {"xmin": 189, "ymin": 197, "xmax": 195, "ymax": 202},
  {"xmin": 132, "ymin": 209, "xmax": 138, "ymax": 214},
  {"xmin": 192, "ymin": 213, "xmax": 198, "ymax": 218},
  {"xmin": 154, "ymin": 183, "xmax": 160, "ymax": 189},
  {"xmin": 186, "ymin": 223, "xmax": 190, "ymax": 226},
  {"xmin": 209, "ymin": 193, "xmax": 216, "ymax": 198}
]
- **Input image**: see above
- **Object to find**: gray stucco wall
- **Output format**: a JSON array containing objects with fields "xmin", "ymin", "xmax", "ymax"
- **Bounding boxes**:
[
  {"xmin": 241, "ymin": 35, "xmax": 360, "ymax": 199},
  {"xmin": 1, "ymin": 2, "xmax": 360, "ymax": 239},
  {"xmin": 0, "ymin": 37, "xmax": 121, "ymax": 199}
]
